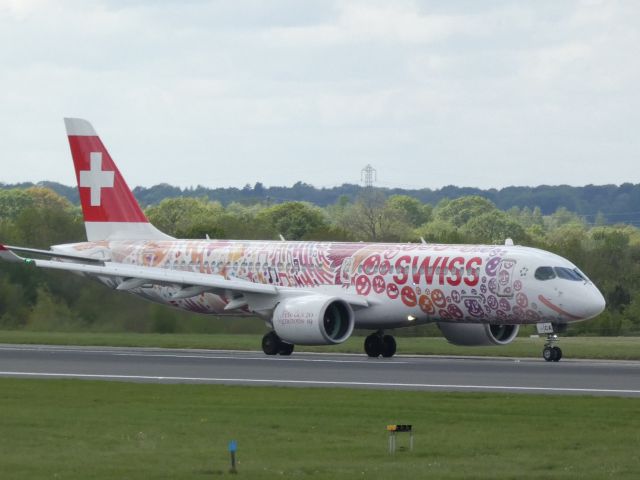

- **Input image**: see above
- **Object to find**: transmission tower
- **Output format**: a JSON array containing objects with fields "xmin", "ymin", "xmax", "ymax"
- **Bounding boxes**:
[{"xmin": 361, "ymin": 164, "xmax": 377, "ymax": 188}]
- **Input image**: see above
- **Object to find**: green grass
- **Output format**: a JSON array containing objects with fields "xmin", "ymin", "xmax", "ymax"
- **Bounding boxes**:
[
  {"xmin": 2, "ymin": 330, "xmax": 640, "ymax": 360},
  {"xmin": 0, "ymin": 378, "xmax": 639, "ymax": 479}
]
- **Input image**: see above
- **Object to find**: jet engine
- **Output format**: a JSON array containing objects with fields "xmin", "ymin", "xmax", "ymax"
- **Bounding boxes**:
[
  {"xmin": 272, "ymin": 295, "xmax": 355, "ymax": 345},
  {"xmin": 437, "ymin": 323, "xmax": 519, "ymax": 346}
]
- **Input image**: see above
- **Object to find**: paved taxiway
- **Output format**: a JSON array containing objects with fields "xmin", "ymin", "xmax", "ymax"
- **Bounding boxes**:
[{"xmin": 0, "ymin": 344, "xmax": 639, "ymax": 397}]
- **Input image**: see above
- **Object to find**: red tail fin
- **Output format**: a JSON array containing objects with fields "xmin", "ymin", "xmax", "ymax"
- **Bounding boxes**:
[{"xmin": 65, "ymin": 118, "xmax": 171, "ymax": 241}]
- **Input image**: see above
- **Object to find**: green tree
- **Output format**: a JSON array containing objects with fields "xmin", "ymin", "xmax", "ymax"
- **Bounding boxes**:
[
  {"xmin": 337, "ymin": 191, "xmax": 414, "ymax": 242},
  {"xmin": 545, "ymin": 223, "xmax": 589, "ymax": 267},
  {"xmin": 435, "ymin": 196, "xmax": 496, "ymax": 227},
  {"xmin": 415, "ymin": 219, "xmax": 461, "ymax": 244},
  {"xmin": 257, "ymin": 202, "xmax": 328, "ymax": 240},
  {"xmin": 386, "ymin": 195, "xmax": 432, "ymax": 227},
  {"xmin": 0, "ymin": 276, "xmax": 29, "ymax": 328},
  {"xmin": 545, "ymin": 207, "xmax": 585, "ymax": 231},
  {"xmin": 216, "ymin": 203, "xmax": 274, "ymax": 240},
  {"xmin": 146, "ymin": 197, "xmax": 225, "ymax": 238},
  {"xmin": 3, "ymin": 188, "xmax": 84, "ymax": 248},
  {"xmin": 461, "ymin": 210, "xmax": 528, "ymax": 244}
]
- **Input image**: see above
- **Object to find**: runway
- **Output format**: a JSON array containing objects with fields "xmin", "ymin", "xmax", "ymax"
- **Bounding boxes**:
[{"xmin": 1, "ymin": 344, "xmax": 639, "ymax": 397}]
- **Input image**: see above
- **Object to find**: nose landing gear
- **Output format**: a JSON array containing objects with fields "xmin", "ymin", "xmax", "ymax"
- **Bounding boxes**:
[
  {"xmin": 364, "ymin": 331, "xmax": 397, "ymax": 358},
  {"xmin": 537, "ymin": 322, "xmax": 566, "ymax": 362},
  {"xmin": 542, "ymin": 334, "xmax": 563, "ymax": 362}
]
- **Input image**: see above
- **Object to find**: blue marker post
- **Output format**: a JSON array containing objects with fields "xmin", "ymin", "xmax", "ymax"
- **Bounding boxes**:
[{"xmin": 228, "ymin": 440, "xmax": 238, "ymax": 474}]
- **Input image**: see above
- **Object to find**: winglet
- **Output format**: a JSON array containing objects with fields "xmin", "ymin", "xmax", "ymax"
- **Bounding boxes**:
[{"xmin": 0, "ymin": 244, "xmax": 26, "ymax": 263}]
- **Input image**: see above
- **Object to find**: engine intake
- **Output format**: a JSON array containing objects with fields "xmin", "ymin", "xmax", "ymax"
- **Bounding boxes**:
[
  {"xmin": 272, "ymin": 295, "xmax": 355, "ymax": 345},
  {"xmin": 437, "ymin": 322, "xmax": 519, "ymax": 346}
]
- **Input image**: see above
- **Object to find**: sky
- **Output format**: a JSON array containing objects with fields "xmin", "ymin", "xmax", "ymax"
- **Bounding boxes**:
[{"xmin": 0, "ymin": 0, "xmax": 638, "ymax": 190}]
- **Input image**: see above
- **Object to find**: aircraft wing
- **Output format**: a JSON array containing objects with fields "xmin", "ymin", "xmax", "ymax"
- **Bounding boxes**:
[
  {"xmin": 0, "ymin": 243, "xmax": 277, "ymax": 296},
  {"xmin": 0, "ymin": 244, "xmax": 106, "ymax": 263},
  {"xmin": 0, "ymin": 244, "xmax": 371, "ymax": 310}
]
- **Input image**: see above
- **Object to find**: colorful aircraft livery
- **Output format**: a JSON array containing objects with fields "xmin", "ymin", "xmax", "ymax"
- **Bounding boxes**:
[{"xmin": 0, "ymin": 118, "xmax": 606, "ymax": 362}]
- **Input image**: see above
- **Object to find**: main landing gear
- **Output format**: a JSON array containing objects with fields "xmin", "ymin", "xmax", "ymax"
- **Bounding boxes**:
[
  {"xmin": 262, "ymin": 331, "xmax": 294, "ymax": 356},
  {"xmin": 364, "ymin": 331, "xmax": 397, "ymax": 358}
]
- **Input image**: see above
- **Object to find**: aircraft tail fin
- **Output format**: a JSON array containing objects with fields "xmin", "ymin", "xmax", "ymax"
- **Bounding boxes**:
[{"xmin": 64, "ymin": 118, "xmax": 172, "ymax": 241}]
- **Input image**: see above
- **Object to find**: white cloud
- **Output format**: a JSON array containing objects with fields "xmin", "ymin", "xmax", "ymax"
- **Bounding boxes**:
[
  {"xmin": 0, "ymin": 0, "xmax": 638, "ymax": 189},
  {"xmin": 265, "ymin": 2, "xmax": 479, "ymax": 47}
]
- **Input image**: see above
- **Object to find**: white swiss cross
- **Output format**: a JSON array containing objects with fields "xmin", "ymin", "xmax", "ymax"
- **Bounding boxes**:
[{"xmin": 79, "ymin": 152, "xmax": 115, "ymax": 207}]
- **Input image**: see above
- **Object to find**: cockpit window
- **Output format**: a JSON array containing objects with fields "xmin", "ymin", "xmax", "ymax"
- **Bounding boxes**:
[
  {"xmin": 534, "ymin": 266, "xmax": 556, "ymax": 280},
  {"xmin": 554, "ymin": 267, "xmax": 584, "ymax": 281},
  {"xmin": 574, "ymin": 268, "xmax": 589, "ymax": 282}
]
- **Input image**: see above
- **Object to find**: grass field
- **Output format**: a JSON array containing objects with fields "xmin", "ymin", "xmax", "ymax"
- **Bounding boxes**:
[
  {"xmin": 2, "ymin": 330, "xmax": 640, "ymax": 360},
  {"xmin": 1, "ymin": 378, "xmax": 639, "ymax": 479}
]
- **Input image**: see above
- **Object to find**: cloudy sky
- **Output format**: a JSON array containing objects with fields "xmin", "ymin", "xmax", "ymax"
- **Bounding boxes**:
[{"xmin": 0, "ymin": 0, "xmax": 638, "ymax": 190}]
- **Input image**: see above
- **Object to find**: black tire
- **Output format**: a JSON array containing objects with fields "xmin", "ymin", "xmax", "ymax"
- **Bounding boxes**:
[
  {"xmin": 381, "ymin": 335, "xmax": 397, "ymax": 358},
  {"xmin": 279, "ymin": 342, "xmax": 294, "ymax": 356},
  {"xmin": 364, "ymin": 334, "xmax": 382, "ymax": 357},
  {"xmin": 543, "ymin": 346, "xmax": 554, "ymax": 362},
  {"xmin": 262, "ymin": 331, "xmax": 281, "ymax": 356},
  {"xmin": 552, "ymin": 346, "xmax": 562, "ymax": 362}
]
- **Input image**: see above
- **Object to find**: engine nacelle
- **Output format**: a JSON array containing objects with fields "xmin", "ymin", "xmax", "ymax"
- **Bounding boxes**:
[
  {"xmin": 437, "ymin": 323, "xmax": 519, "ymax": 346},
  {"xmin": 272, "ymin": 295, "xmax": 355, "ymax": 345}
]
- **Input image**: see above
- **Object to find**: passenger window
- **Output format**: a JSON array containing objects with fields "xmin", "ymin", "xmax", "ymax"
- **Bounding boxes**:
[{"xmin": 534, "ymin": 266, "xmax": 555, "ymax": 280}]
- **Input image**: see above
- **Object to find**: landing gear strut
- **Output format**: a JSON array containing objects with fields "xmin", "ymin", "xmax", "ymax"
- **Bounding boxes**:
[
  {"xmin": 364, "ymin": 331, "xmax": 396, "ymax": 358},
  {"xmin": 262, "ymin": 331, "xmax": 294, "ymax": 356}
]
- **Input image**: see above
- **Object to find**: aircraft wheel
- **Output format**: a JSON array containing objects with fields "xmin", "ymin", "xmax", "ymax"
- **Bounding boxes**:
[
  {"xmin": 364, "ymin": 334, "xmax": 382, "ymax": 357},
  {"xmin": 381, "ymin": 335, "xmax": 397, "ymax": 358},
  {"xmin": 543, "ymin": 346, "xmax": 554, "ymax": 362},
  {"xmin": 552, "ymin": 346, "xmax": 562, "ymax": 362},
  {"xmin": 262, "ymin": 331, "xmax": 281, "ymax": 356},
  {"xmin": 279, "ymin": 342, "xmax": 295, "ymax": 356}
]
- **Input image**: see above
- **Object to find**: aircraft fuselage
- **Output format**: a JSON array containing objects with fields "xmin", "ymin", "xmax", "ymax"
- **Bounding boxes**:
[{"xmin": 57, "ymin": 239, "xmax": 605, "ymax": 329}]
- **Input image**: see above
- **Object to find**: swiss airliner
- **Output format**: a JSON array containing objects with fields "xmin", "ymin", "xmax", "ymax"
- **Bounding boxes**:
[{"xmin": 0, "ymin": 119, "xmax": 606, "ymax": 361}]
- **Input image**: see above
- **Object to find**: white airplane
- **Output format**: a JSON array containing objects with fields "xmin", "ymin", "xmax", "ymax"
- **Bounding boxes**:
[{"xmin": 0, "ymin": 119, "xmax": 606, "ymax": 361}]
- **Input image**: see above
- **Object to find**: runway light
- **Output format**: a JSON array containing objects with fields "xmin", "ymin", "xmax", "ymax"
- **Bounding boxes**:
[{"xmin": 407, "ymin": 315, "xmax": 416, "ymax": 322}]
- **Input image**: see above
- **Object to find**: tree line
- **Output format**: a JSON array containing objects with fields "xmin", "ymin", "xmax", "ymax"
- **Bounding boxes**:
[
  {"xmin": 3, "ymin": 180, "xmax": 640, "ymax": 225},
  {"xmin": 0, "ymin": 186, "xmax": 639, "ymax": 336}
]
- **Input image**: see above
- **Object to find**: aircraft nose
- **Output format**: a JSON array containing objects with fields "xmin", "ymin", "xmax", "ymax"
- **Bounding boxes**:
[{"xmin": 584, "ymin": 286, "xmax": 606, "ymax": 319}]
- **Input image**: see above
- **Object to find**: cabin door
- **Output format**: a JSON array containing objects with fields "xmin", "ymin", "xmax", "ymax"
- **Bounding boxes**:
[{"xmin": 496, "ymin": 258, "xmax": 516, "ymax": 297}]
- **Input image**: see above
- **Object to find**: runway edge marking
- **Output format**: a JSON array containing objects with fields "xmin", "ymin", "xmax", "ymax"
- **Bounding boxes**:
[{"xmin": 1, "ymin": 371, "xmax": 639, "ymax": 395}]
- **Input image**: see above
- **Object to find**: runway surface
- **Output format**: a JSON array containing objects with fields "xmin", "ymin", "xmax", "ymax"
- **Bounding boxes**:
[{"xmin": 1, "ymin": 344, "xmax": 639, "ymax": 397}]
